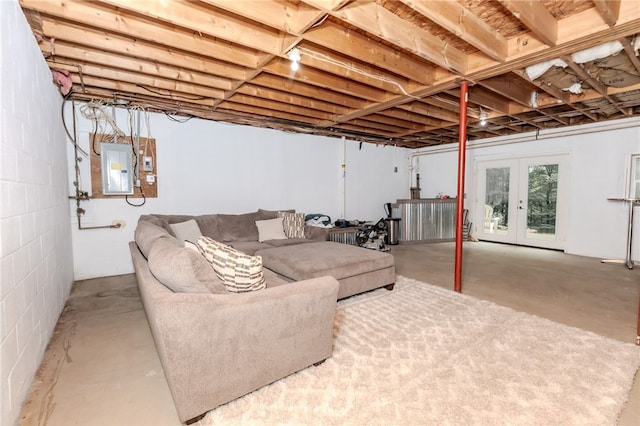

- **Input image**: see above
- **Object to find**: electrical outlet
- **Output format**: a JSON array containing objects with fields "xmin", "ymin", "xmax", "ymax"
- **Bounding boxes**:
[{"xmin": 112, "ymin": 220, "xmax": 126, "ymax": 228}]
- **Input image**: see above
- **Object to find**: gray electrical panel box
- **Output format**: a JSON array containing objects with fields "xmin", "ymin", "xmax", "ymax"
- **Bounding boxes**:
[{"xmin": 100, "ymin": 142, "xmax": 134, "ymax": 195}]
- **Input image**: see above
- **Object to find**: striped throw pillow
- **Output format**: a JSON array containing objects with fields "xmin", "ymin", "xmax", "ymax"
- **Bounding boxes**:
[
  {"xmin": 278, "ymin": 211, "xmax": 305, "ymax": 238},
  {"xmin": 196, "ymin": 236, "xmax": 266, "ymax": 293}
]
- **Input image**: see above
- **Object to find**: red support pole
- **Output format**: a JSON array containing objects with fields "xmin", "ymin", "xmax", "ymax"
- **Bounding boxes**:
[
  {"xmin": 636, "ymin": 290, "xmax": 640, "ymax": 345},
  {"xmin": 454, "ymin": 81, "xmax": 469, "ymax": 293}
]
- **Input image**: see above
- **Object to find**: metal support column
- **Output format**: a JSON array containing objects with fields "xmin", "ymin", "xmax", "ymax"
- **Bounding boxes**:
[{"xmin": 454, "ymin": 82, "xmax": 469, "ymax": 293}]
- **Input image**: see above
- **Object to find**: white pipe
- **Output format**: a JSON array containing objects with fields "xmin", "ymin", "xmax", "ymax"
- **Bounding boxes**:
[{"xmin": 408, "ymin": 117, "xmax": 640, "ymax": 187}]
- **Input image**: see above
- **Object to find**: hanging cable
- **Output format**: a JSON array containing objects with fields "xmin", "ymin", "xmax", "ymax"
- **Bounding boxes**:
[{"xmin": 61, "ymin": 91, "xmax": 89, "ymax": 158}]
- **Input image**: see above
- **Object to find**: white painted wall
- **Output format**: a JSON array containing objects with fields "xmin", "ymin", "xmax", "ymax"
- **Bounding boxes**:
[
  {"xmin": 414, "ymin": 118, "xmax": 640, "ymax": 261},
  {"xmin": 67, "ymin": 108, "xmax": 411, "ymax": 279},
  {"xmin": 0, "ymin": 2, "xmax": 75, "ymax": 424}
]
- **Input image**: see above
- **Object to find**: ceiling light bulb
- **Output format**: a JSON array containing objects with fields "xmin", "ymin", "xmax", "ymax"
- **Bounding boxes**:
[
  {"xmin": 288, "ymin": 48, "xmax": 301, "ymax": 63},
  {"xmin": 479, "ymin": 108, "xmax": 487, "ymax": 126},
  {"xmin": 290, "ymin": 60, "xmax": 299, "ymax": 72}
]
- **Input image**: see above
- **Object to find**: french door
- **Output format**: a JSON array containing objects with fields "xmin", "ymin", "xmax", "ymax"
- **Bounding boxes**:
[{"xmin": 475, "ymin": 154, "xmax": 569, "ymax": 250}]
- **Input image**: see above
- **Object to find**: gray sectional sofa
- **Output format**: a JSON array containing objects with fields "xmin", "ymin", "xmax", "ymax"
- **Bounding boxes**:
[{"xmin": 130, "ymin": 209, "xmax": 395, "ymax": 423}]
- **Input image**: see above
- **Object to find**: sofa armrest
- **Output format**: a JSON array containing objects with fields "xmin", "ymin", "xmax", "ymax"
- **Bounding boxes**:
[
  {"xmin": 130, "ymin": 242, "xmax": 338, "ymax": 422},
  {"xmin": 304, "ymin": 225, "xmax": 330, "ymax": 241}
]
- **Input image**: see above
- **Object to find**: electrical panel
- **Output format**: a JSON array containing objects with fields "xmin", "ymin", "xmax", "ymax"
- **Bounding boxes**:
[{"xmin": 100, "ymin": 143, "xmax": 134, "ymax": 195}]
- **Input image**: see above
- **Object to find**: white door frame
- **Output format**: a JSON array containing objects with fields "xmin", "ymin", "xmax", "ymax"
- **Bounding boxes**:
[{"xmin": 474, "ymin": 153, "xmax": 570, "ymax": 250}]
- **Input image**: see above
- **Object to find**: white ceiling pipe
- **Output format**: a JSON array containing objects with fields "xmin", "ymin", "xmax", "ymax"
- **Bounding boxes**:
[{"xmin": 407, "ymin": 116, "xmax": 640, "ymax": 190}]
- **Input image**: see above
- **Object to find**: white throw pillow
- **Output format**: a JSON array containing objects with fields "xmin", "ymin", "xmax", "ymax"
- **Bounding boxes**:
[
  {"xmin": 169, "ymin": 219, "xmax": 202, "ymax": 243},
  {"xmin": 196, "ymin": 236, "xmax": 266, "ymax": 293},
  {"xmin": 255, "ymin": 218, "xmax": 288, "ymax": 242}
]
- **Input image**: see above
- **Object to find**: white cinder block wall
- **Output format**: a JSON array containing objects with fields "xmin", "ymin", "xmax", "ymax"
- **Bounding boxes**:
[{"xmin": 0, "ymin": 2, "xmax": 74, "ymax": 425}]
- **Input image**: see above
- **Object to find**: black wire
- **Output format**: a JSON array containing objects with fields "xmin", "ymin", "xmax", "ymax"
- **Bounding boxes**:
[
  {"xmin": 61, "ymin": 90, "xmax": 90, "ymax": 157},
  {"xmin": 126, "ymin": 184, "xmax": 146, "ymax": 207},
  {"xmin": 136, "ymin": 84, "xmax": 209, "ymax": 101},
  {"xmin": 91, "ymin": 122, "xmax": 99, "ymax": 156},
  {"xmin": 163, "ymin": 111, "xmax": 195, "ymax": 123}
]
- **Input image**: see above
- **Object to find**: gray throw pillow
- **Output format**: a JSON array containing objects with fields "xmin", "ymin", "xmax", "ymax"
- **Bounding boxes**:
[
  {"xmin": 169, "ymin": 219, "xmax": 202, "ymax": 243},
  {"xmin": 148, "ymin": 238, "xmax": 226, "ymax": 294}
]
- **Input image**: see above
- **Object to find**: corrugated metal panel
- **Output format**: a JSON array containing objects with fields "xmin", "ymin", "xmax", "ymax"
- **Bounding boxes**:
[
  {"xmin": 394, "ymin": 200, "xmax": 456, "ymax": 243},
  {"xmin": 328, "ymin": 228, "xmax": 358, "ymax": 245}
]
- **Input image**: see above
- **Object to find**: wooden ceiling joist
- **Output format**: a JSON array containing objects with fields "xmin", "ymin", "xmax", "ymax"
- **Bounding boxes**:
[{"xmin": 18, "ymin": 0, "xmax": 640, "ymax": 149}]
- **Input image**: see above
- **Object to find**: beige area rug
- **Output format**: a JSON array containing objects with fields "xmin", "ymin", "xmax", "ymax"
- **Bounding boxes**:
[{"xmin": 197, "ymin": 276, "xmax": 640, "ymax": 425}]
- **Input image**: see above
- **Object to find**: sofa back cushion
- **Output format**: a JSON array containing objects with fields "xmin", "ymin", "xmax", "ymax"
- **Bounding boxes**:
[
  {"xmin": 148, "ymin": 238, "xmax": 226, "ymax": 294},
  {"xmin": 197, "ymin": 236, "xmax": 266, "ymax": 292},
  {"xmin": 135, "ymin": 220, "xmax": 176, "ymax": 258},
  {"xmin": 215, "ymin": 211, "xmax": 261, "ymax": 242},
  {"xmin": 194, "ymin": 214, "xmax": 219, "ymax": 239}
]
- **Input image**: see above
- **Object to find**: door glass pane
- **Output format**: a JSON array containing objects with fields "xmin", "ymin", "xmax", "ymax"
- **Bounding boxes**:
[
  {"xmin": 526, "ymin": 164, "xmax": 558, "ymax": 240},
  {"xmin": 484, "ymin": 167, "xmax": 509, "ymax": 234}
]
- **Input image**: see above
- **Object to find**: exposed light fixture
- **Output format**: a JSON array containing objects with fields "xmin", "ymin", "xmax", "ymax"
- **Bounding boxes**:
[
  {"xmin": 479, "ymin": 107, "xmax": 487, "ymax": 126},
  {"xmin": 288, "ymin": 48, "xmax": 301, "ymax": 72}
]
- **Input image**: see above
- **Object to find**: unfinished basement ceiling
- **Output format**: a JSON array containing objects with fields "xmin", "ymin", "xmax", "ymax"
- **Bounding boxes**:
[{"xmin": 20, "ymin": 0, "xmax": 640, "ymax": 148}]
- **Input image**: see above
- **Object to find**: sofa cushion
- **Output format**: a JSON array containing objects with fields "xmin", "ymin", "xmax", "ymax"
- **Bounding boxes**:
[
  {"xmin": 258, "ymin": 208, "xmax": 295, "ymax": 220},
  {"xmin": 197, "ymin": 236, "xmax": 266, "ymax": 292},
  {"xmin": 216, "ymin": 211, "xmax": 260, "ymax": 242},
  {"xmin": 278, "ymin": 211, "xmax": 305, "ymax": 238},
  {"xmin": 194, "ymin": 214, "xmax": 219, "ymax": 239},
  {"xmin": 169, "ymin": 219, "xmax": 202, "ymax": 243},
  {"xmin": 256, "ymin": 241, "xmax": 394, "ymax": 281},
  {"xmin": 263, "ymin": 238, "xmax": 313, "ymax": 248},
  {"xmin": 255, "ymin": 218, "xmax": 287, "ymax": 242},
  {"xmin": 138, "ymin": 214, "xmax": 172, "ymax": 232},
  {"xmin": 148, "ymin": 238, "xmax": 226, "ymax": 294},
  {"xmin": 135, "ymin": 220, "xmax": 175, "ymax": 258},
  {"xmin": 228, "ymin": 241, "xmax": 273, "ymax": 256}
]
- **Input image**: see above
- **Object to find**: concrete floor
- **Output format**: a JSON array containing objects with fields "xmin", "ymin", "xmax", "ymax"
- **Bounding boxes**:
[{"xmin": 19, "ymin": 242, "xmax": 640, "ymax": 426}]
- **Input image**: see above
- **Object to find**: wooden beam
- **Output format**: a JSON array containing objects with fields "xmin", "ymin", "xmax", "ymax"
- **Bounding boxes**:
[
  {"xmin": 301, "ymin": 0, "xmax": 350, "ymax": 12},
  {"xmin": 46, "ymin": 41, "xmax": 234, "ymax": 91},
  {"xmin": 295, "ymin": 45, "xmax": 425, "ymax": 95},
  {"xmin": 562, "ymin": 56, "xmax": 632, "ymax": 116},
  {"xmin": 262, "ymin": 57, "xmax": 391, "ymax": 102},
  {"xmin": 39, "ymin": 19, "xmax": 249, "ymax": 81},
  {"xmin": 218, "ymin": 101, "xmax": 324, "ymax": 126},
  {"xmin": 511, "ymin": 69, "xmax": 598, "ymax": 122},
  {"xmin": 478, "ymin": 77, "xmax": 537, "ymax": 108},
  {"xmin": 399, "ymin": 102, "xmax": 459, "ymax": 123},
  {"xmin": 236, "ymin": 85, "xmax": 352, "ymax": 116},
  {"xmin": 380, "ymin": 107, "xmax": 452, "ymax": 127},
  {"xmin": 250, "ymin": 74, "xmax": 369, "ymax": 109},
  {"xmin": 21, "ymin": 0, "xmax": 263, "ymax": 68},
  {"xmin": 228, "ymin": 94, "xmax": 336, "ymax": 121},
  {"xmin": 621, "ymin": 37, "xmax": 640, "ymax": 75},
  {"xmin": 99, "ymin": 0, "xmax": 289, "ymax": 56},
  {"xmin": 333, "ymin": 2, "xmax": 467, "ymax": 74},
  {"xmin": 56, "ymin": 61, "xmax": 225, "ymax": 100},
  {"xmin": 593, "ymin": 0, "xmax": 621, "ymax": 26},
  {"xmin": 68, "ymin": 75, "xmax": 216, "ymax": 107},
  {"xmin": 498, "ymin": 0, "xmax": 558, "ymax": 46},
  {"xmin": 399, "ymin": 0, "xmax": 508, "ymax": 62},
  {"xmin": 201, "ymin": 0, "xmax": 323, "ymax": 34},
  {"xmin": 302, "ymin": 20, "xmax": 436, "ymax": 85}
]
